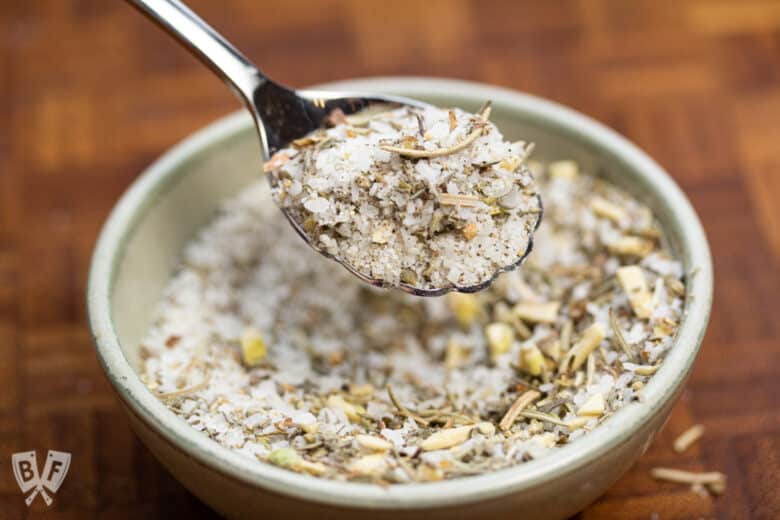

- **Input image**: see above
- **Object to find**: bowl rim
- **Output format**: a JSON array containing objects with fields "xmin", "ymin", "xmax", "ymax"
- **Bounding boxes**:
[{"xmin": 88, "ymin": 77, "xmax": 713, "ymax": 510}]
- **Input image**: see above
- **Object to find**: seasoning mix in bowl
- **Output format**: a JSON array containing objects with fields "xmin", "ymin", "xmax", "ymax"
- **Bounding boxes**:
[
  {"xmin": 265, "ymin": 103, "xmax": 541, "ymax": 294},
  {"xmin": 140, "ymin": 156, "xmax": 686, "ymax": 483}
]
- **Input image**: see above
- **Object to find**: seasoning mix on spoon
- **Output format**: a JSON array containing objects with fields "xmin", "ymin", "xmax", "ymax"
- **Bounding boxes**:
[
  {"xmin": 265, "ymin": 103, "xmax": 541, "ymax": 293},
  {"xmin": 141, "ymin": 159, "xmax": 688, "ymax": 483}
]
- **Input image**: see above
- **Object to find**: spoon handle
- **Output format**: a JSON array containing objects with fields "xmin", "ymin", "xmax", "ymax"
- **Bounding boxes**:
[{"xmin": 126, "ymin": 0, "xmax": 263, "ymax": 105}]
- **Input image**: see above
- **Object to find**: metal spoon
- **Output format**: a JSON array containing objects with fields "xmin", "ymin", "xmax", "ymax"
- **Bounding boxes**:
[{"xmin": 127, "ymin": 0, "xmax": 541, "ymax": 296}]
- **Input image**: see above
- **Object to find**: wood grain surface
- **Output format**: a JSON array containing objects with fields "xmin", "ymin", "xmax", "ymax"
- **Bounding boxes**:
[{"xmin": 2, "ymin": 1, "xmax": 779, "ymax": 518}]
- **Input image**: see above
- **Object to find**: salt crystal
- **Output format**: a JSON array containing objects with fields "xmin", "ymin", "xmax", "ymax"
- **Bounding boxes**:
[{"xmin": 303, "ymin": 197, "xmax": 330, "ymax": 213}]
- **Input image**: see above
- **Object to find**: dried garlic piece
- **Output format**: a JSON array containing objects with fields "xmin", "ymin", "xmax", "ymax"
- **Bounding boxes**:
[
  {"xmin": 268, "ymin": 447, "xmax": 300, "ymax": 467},
  {"xmin": 499, "ymin": 155, "xmax": 523, "ymax": 172},
  {"xmin": 418, "ymin": 464, "xmax": 444, "ymax": 481},
  {"xmin": 371, "ymin": 221, "xmax": 393, "ymax": 244},
  {"xmin": 512, "ymin": 301, "xmax": 560, "ymax": 324},
  {"xmin": 519, "ymin": 343, "xmax": 545, "ymax": 376},
  {"xmin": 590, "ymin": 197, "xmax": 628, "ymax": 224},
  {"xmin": 570, "ymin": 323, "xmax": 606, "ymax": 372},
  {"xmin": 421, "ymin": 426, "xmax": 473, "ymax": 451},
  {"xmin": 445, "ymin": 338, "xmax": 470, "ymax": 369},
  {"xmin": 494, "ymin": 301, "xmax": 532, "ymax": 338},
  {"xmin": 608, "ymin": 236, "xmax": 654, "ymax": 257},
  {"xmin": 485, "ymin": 322, "xmax": 514, "ymax": 359},
  {"xmin": 578, "ymin": 393, "xmax": 605, "ymax": 416},
  {"xmin": 298, "ymin": 459, "xmax": 327, "ymax": 476},
  {"xmin": 616, "ymin": 265, "xmax": 654, "ymax": 319},
  {"xmin": 536, "ymin": 432, "xmax": 558, "ymax": 448},
  {"xmin": 653, "ymin": 320, "xmax": 675, "ymax": 339},
  {"xmin": 240, "ymin": 327, "xmax": 267, "ymax": 366},
  {"xmin": 268, "ymin": 448, "xmax": 327, "ymax": 476},
  {"xmin": 356, "ymin": 434, "xmax": 393, "ymax": 452},
  {"xmin": 538, "ymin": 337, "xmax": 561, "ymax": 361},
  {"xmin": 549, "ymin": 160, "xmax": 578, "ymax": 180},
  {"xmin": 349, "ymin": 383, "xmax": 374, "ymax": 397},
  {"xmin": 262, "ymin": 153, "xmax": 289, "ymax": 173},
  {"xmin": 475, "ymin": 422, "xmax": 496, "ymax": 436},
  {"xmin": 448, "ymin": 293, "xmax": 480, "ymax": 328},
  {"xmin": 326, "ymin": 394, "xmax": 362, "ymax": 422},
  {"xmin": 349, "ymin": 454, "xmax": 387, "ymax": 476},
  {"xmin": 633, "ymin": 364, "xmax": 659, "ymax": 376},
  {"xmin": 301, "ymin": 422, "xmax": 319, "ymax": 434},
  {"xmin": 664, "ymin": 275, "xmax": 686, "ymax": 298},
  {"xmin": 567, "ymin": 416, "xmax": 590, "ymax": 430}
]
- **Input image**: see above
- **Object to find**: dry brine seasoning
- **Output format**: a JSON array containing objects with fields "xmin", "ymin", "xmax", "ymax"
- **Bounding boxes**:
[
  {"xmin": 141, "ymin": 159, "xmax": 688, "ymax": 483},
  {"xmin": 264, "ymin": 103, "xmax": 541, "ymax": 293}
]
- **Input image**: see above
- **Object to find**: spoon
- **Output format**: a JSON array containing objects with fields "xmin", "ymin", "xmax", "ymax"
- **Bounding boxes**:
[{"xmin": 127, "ymin": 0, "xmax": 541, "ymax": 296}]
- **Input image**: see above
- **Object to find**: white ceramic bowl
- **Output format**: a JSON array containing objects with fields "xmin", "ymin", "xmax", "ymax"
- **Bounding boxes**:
[{"xmin": 88, "ymin": 78, "xmax": 712, "ymax": 519}]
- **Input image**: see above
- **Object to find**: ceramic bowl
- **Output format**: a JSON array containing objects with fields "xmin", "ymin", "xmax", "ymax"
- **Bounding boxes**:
[{"xmin": 88, "ymin": 78, "xmax": 712, "ymax": 519}]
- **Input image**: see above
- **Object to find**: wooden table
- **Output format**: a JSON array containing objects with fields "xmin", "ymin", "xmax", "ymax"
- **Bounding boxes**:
[{"xmin": 2, "ymin": 1, "xmax": 779, "ymax": 518}]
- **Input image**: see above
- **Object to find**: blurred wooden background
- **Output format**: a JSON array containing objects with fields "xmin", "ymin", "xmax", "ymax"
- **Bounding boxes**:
[{"xmin": 2, "ymin": 1, "xmax": 780, "ymax": 518}]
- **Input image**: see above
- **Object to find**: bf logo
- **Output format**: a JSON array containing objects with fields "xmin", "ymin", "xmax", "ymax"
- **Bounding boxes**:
[{"xmin": 12, "ymin": 450, "xmax": 71, "ymax": 507}]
